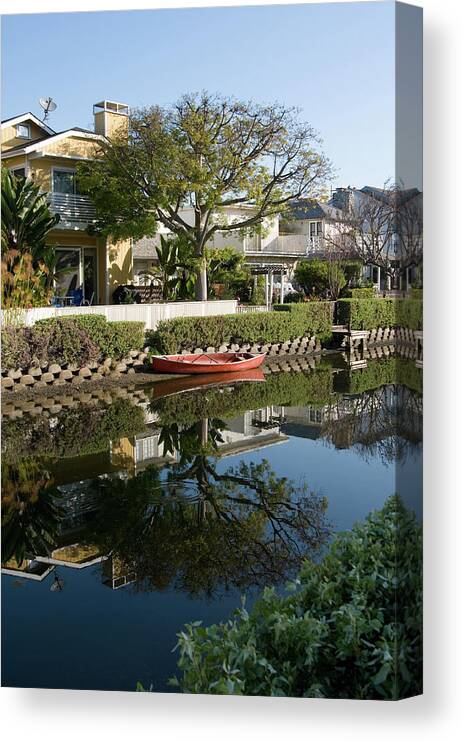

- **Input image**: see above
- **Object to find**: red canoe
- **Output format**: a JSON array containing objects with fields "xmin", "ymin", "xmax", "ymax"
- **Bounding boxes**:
[{"xmin": 152, "ymin": 352, "xmax": 266, "ymax": 375}]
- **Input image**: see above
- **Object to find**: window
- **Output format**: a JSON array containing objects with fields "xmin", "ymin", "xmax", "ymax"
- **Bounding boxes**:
[
  {"xmin": 310, "ymin": 221, "xmax": 323, "ymax": 236},
  {"xmin": 53, "ymin": 169, "xmax": 77, "ymax": 195},
  {"xmin": 317, "ymin": 221, "xmax": 323, "ymax": 235},
  {"xmin": 11, "ymin": 167, "xmax": 26, "ymax": 180},
  {"xmin": 16, "ymin": 123, "xmax": 30, "ymax": 139}
]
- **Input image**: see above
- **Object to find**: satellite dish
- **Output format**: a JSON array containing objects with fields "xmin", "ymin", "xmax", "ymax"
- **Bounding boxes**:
[{"xmin": 39, "ymin": 96, "xmax": 57, "ymax": 122}]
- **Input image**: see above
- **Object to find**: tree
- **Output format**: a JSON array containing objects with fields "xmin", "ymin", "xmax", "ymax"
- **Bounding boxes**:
[
  {"xmin": 172, "ymin": 496, "xmax": 422, "ymax": 699},
  {"xmin": 324, "ymin": 184, "xmax": 423, "ymax": 286},
  {"xmin": 1, "ymin": 169, "xmax": 60, "ymax": 258},
  {"xmin": 1, "ymin": 170, "xmax": 60, "ymax": 308},
  {"xmin": 206, "ymin": 246, "xmax": 251, "ymax": 300},
  {"xmin": 78, "ymin": 92, "xmax": 332, "ymax": 300},
  {"xmin": 294, "ymin": 258, "xmax": 346, "ymax": 299}
]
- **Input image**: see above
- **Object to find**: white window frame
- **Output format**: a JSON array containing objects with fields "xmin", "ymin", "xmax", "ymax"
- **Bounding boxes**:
[
  {"xmin": 16, "ymin": 123, "xmax": 31, "ymax": 139},
  {"xmin": 51, "ymin": 166, "xmax": 77, "ymax": 194},
  {"xmin": 54, "ymin": 246, "xmax": 98, "ymax": 303}
]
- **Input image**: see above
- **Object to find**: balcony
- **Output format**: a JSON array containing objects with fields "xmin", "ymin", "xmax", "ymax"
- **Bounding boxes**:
[
  {"xmin": 49, "ymin": 193, "xmax": 96, "ymax": 227},
  {"xmin": 245, "ymin": 235, "xmax": 325, "ymax": 257}
]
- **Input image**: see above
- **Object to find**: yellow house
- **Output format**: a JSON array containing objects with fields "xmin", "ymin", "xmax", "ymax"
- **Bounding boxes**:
[{"xmin": 1, "ymin": 101, "xmax": 133, "ymax": 304}]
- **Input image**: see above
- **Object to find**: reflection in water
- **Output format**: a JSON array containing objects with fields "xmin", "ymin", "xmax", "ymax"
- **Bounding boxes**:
[{"xmin": 1, "ymin": 354, "xmax": 422, "ymax": 695}]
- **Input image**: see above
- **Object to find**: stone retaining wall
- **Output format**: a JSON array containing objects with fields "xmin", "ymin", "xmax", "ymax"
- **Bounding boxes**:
[
  {"xmin": 340, "ymin": 326, "xmax": 416, "ymax": 351},
  {"xmin": 1, "ymin": 349, "xmax": 150, "ymax": 392},
  {"xmin": 180, "ymin": 335, "xmax": 322, "ymax": 357}
]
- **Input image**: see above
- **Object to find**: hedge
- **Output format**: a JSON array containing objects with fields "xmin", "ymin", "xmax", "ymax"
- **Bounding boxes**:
[
  {"xmin": 149, "ymin": 303, "xmax": 334, "ymax": 354},
  {"xmin": 337, "ymin": 298, "xmax": 422, "ymax": 330},
  {"xmin": 1, "ymin": 314, "xmax": 145, "ymax": 371},
  {"xmin": 345, "ymin": 287, "xmax": 376, "ymax": 299}
]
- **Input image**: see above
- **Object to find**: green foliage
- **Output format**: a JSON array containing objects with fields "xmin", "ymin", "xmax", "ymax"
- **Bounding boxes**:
[
  {"xmin": 250, "ymin": 275, "xmax": 266, "ymax": 306},
  {"xmin": 207, "ymin": 247, "xmax": 251, "ymax": 300},
  {"xmin": 410, "ymin": 288, "xmax": 423, "ymax": 300},
  {"xmin": 337, "ymin": 298, "xmax": 422, "ymax": 330},
  {"xmin": 295, "ymin": 259, "xmax": 346, "ymax": 299},
  {"xmin": 345, "ymin": 287, "xmax": 376, "ymax": 299},
  {"xmin": 148, "ymin": 303, "xmax": 333, "ymax": 354},
  {"xmin": 1, "ymin": 315, "xmax": 145, "ymax": 371},
  {"xmin": 283, "ymin": 291, "xmax": 305, "ymax": 303},
  {"xmin": 173, "ymin": 496, "xmax": 422, "ymax": 699},
  {"xmin": 1, "ymin": 168, "xmax": 60, "ymax": 258},
  {"xmin": 0, "ymin": 325, "xmax": 34, "ymax": 370},
  {"xmin": 78, "ymin": 92, "xmax": 332, "ymax": 299}
]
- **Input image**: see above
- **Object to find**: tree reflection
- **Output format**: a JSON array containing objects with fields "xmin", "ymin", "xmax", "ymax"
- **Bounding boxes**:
[
  {"xmin": 319, "ymin": 385, "xmax": 422, "ymax": 464},
  {"xmin": 1, "ymin": 458, "xmax": 62, "ymax": 566},
  {"xmin": 90, "ymin": 418, "xmax": 330, "ymax": 597}
]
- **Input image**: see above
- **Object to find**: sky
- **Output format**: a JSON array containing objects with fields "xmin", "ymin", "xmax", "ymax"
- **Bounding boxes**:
[{"xmin": 1, "ymin": 2, "xmax": 398, "ymax": 189}]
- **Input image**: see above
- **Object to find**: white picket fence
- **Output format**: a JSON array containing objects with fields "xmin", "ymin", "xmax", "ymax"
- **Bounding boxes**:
[{"xmin": 1, "ymin": 300, "xmax": 238, "ymax": 332}]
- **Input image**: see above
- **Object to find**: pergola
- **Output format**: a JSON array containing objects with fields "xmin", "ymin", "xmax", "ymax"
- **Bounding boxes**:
[{"xmin": 250, "ymin": 265, "xmax": 288, "ymax": 307}]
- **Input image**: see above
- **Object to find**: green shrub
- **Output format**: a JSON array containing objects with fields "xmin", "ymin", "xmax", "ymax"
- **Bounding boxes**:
[
  {"xmin": 337, "ymin": 298, "xmax": 422, "ymax": 330},
  {"xmin": 345, "ymin": 287, "xmax": 376, "ymax": 299},
  {"xmin": 295, "ymin": 259, "xmax": 346, "ymax": 299},
  {"xmin": 35, "ymin": 315, "xmax": 145, "ymax": 362},
  {"xmin": 172, "ymin": 496, "xmax": 422, "ymax": 699},
  {"xmin": 410, "ymin": 288, "xmax": 423, "ymax": 300},
  {"xmin": 148, "ymin": 303, "xmax": 333, "ymax": 354},
  {"xmin": 1, "ymin": 325, "xmax": 34, "ymax": 370},
  {"xmin": 283, "ymin": 291, "xmax": 305, "ymax": 303},
  {"xmin": 31, "ymin": 318, "xmax": 101, "ymax": 367},
  {"xmin": 1, "ymin": 315, "xmax": 145, "ymax": 371}
]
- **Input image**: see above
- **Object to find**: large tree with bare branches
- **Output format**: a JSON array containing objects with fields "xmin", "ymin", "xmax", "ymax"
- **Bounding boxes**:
[
  {"xmin": 78, "ymin": 92, "xmax": 332, "ymax": 299},
  {"xmin": 323, "ymin": 185, "xmax": 423, "ymax": 286}
]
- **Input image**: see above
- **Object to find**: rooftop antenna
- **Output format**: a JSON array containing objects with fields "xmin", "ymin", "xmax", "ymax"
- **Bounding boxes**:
[{"xmin": 39, "ymin": 96, "xmax": 57, "ymax": 122}]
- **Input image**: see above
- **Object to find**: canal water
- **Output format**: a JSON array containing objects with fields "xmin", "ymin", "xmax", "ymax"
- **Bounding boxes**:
[{"xmin": 1, "ymin": 353, "xmax": 422, "ymax": 692}]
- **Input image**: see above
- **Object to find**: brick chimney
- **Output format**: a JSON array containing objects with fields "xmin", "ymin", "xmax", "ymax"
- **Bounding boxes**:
[{"xmin": 93, "ymin": 100, "xmax": 129, "ymax": 138}]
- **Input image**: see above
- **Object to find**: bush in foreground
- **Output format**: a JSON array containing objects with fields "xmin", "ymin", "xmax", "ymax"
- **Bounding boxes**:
[
  {"xmin": 1, "ymin": 314, "xmax": 145, "ymax": 370},
  {"xmin": 172, "ymin": 496, "xmax": 422, "ymax": 699}
]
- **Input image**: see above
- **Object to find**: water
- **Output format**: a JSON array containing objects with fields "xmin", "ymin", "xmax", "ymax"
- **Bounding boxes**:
[{"xmin": 1, "ymin": 353, "xmax": 422, "ymax": 693}]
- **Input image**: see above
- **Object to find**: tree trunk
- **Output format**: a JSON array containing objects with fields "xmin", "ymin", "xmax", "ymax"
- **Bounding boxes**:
[{"xmin": 195, "ymin": 259, "xmax": 208, "ymax": 301}]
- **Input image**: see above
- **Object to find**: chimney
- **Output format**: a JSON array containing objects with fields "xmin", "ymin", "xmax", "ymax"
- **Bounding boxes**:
[
  {"xmin": 331, "ymin": 187, "xmax": 354, "ymax": 211},
  {"xmin": 93, "ymin": 100, "xmax": 129, "ymax": 138}
]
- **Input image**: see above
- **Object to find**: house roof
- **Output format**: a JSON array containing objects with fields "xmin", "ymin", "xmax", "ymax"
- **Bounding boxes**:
[
  {"xmin": 287, "ymin": 198, "xmax": 341, "ymax": 221},
  {"xmin": 1, "ymin": 127, "xmax": 104, "ymax": 159},
  {"xmin": 133, "ymin": 236, "xmax": 160, "ymax": 259},
  {"xmin": 1, "ymin": 112, "xmax": 56, "ymax": 136}
]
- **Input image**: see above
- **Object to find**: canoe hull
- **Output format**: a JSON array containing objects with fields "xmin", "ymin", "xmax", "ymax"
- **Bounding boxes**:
[{"xmin": 152, "ymin": 352, "xmax": 266, "ymax": 375}]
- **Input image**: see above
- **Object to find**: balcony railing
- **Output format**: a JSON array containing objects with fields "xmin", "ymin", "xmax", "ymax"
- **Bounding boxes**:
[
  {"xmin": 245, "ymin": 235, "xmax": 325, "ymax": 257},
  {"xmin": 49, "ymin": 193, "xmax": 96, "ymax": 225}
]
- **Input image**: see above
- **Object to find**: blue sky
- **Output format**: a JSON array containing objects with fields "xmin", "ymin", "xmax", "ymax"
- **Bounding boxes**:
[{"xmin": 1, "ymin": 2, "xmax": 396, "ymax": 188}]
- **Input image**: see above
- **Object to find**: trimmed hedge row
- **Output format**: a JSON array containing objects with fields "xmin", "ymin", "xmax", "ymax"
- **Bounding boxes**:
[
  {"xmin": 1, "ymin": 315, "xmax": 145, "ymax": 371},
  {"xmin": 149, "ymin": 303, "xmax": 334, "ymax": 354},
  {"xmin": 345, "ymin": 287, "xmax": 376, "ymax": 299},
  {"xmin": 337, "ymin": 299, "xmax": 422, "ymax": 331}
]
